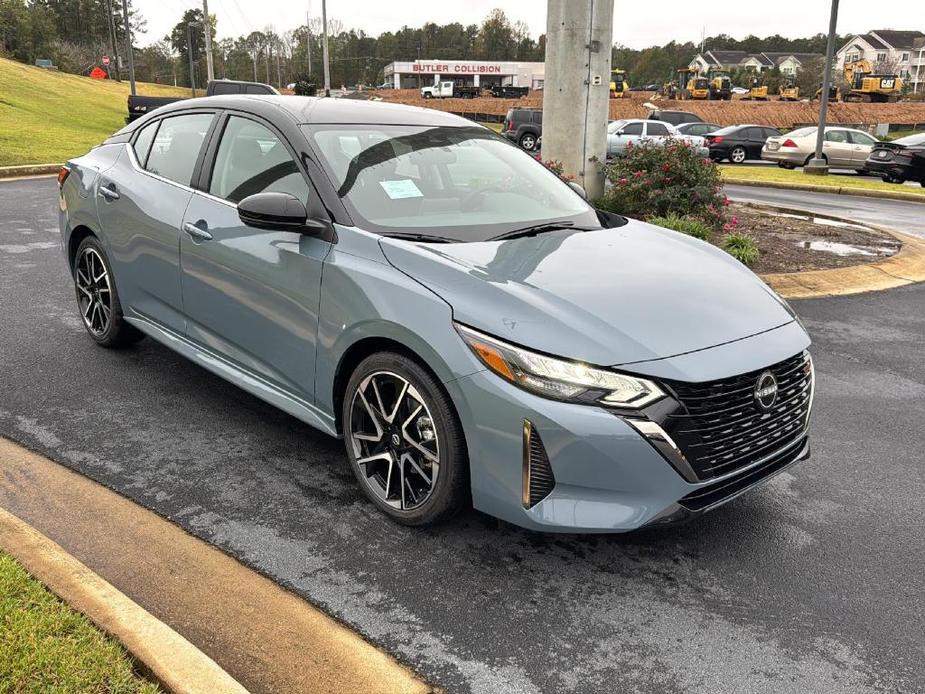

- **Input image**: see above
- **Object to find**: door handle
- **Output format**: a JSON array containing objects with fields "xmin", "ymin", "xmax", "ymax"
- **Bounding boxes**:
[
  {"xmin": 183, "ymin": 222, "xmax": 213, "ymax": 241},
  {"xmin": 99, "ymin": 184, "xmax": 119, "ymax": 201}
]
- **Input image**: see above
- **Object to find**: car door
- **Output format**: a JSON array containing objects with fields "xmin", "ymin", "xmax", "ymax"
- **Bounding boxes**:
[
  {"xmin": 644, "ymin": 120, "xmax": 671, "ymax": 145},
  {"xmin": 743, "ymin": 128, "xmax": 765, "ymax": 158},
  {"xmin": 847, "ymin": 130, "xmax": 878, "ymax": 166},
  {"xmin": 97, "ymin": 111, "xmax": 216, "ymax": 334},
  {"xmin": 823, "ymin": 129, "xmax": 853, "ymax": 167},
  {"xmin": 612, "ymin": 121, "xmax": 643, "ymax": 156},
  {"xmin": 179, "ymin": 113, "xmax": 332, "ymax": 399}
]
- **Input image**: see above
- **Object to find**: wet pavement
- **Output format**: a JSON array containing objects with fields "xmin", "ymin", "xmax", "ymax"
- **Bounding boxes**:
[{"xmin": 2, "ymin": 177, "xmax": 923, "ymax": 693}]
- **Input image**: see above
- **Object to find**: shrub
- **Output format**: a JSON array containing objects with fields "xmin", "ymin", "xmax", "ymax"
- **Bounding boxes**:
[
  {"xmin": 647, "ymin": 214, "xmax": 712, "ymax": 240},
  {"xmin": 596, "ymin": 139, "xmax": 727, "ymax": 227},
  {"xmin": 722, "ymin": 233, "xmax": 760, "ymax": 265}
]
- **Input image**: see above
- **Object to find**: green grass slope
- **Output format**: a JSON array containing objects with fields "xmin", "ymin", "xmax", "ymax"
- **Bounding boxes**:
[{"xmin": 0, "ymin": 58, "xmax": 187, "ymax": 166}]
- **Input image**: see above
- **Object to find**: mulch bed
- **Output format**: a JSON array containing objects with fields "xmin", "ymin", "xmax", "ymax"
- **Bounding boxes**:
[{"xmin": 724, "ymin": 203, "xmax": 901, "ymax": 274}]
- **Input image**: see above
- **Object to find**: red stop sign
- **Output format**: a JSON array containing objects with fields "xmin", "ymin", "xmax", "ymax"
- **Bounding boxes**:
[{"xmin": 101, "ymin": 55, "xmax": 110, "ymax": 66}]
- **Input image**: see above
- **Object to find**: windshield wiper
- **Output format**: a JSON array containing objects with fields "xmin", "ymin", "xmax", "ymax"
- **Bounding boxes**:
[
  {"xmin": 381, "ymin": 232, "xmax": 459, "ymax": 244},
  {"xmin": 488, "ymin": 222, "xmax": 599, "ymax": 242}
]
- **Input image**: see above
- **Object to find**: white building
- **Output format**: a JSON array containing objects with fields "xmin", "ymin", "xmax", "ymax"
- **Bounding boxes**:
[
  {"xmin": 383, "ymin": 60, "xmax": 545, "ymax": 90},
  {"xmin": 689, "ymin": 50, "xmax": 822, "ymax": 75},
  {"xmin": 835, "ymin": 30, "xmax": 925, "ymax": 91}
]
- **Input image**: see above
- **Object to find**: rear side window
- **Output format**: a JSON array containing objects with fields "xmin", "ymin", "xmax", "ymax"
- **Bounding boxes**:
[
  {"xmin": 209, "ymin": 116, "xmax": 310, "ymax": 204},
  {"xmin": 132, "ymin": 120, "xmax": 159, "ymax": 166},
  {"xmin": 532, "ymin": 112, "xmax": 542, "ymax": 124},
  {"xmin": 209, "ymin": 82, "xmax": 242, "ymax": 95},
  {"xmin": 145, "ymin": 113, "xmax": 214, "ymax": 186}
]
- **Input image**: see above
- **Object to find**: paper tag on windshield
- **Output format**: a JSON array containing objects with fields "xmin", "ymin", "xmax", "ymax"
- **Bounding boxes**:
[{"xmin": 379, "ymin": 179, "xmax": 423, "ymax": 199}]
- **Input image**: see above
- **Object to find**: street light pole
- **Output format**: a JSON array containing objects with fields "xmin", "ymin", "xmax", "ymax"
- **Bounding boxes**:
[
  {"xmin": 321, "ymin": 0, "xmax": 330, "ymax": 96},
  {"xmin": 121, "ymin": 0, "xmax": 136, "ymax": 96},
  {"xmin": 806, "ymin": 0, "xmax": 840, "ymax": 176},
  {"xmin": 202, "ymin": 0, "xmax": 214, "ymax": 82}
]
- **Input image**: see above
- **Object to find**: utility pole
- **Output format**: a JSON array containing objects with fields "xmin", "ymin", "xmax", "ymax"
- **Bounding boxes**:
[
  {"xmin": 321, "ymin": 0, "xmax": 330, "ymax": 96},
  {"xmin": 306, "ymin": 9, "xmax": 312, "ymax": 77},
  {"xmin": 543, "ymin": 0, "xmax": 614, "ymax": 199},
  {"xmin": 187, "ymin": 22, "xmax": 198, "ymax": 96},
  {"xmin": 104, "ymin": 0, "xmax": 121, "ymax": 80},
  {"xmin": 806, "ymin": 0, "xmax": 839, "ymax": 176},
  {"xmin": 202, "ymin": 0, "xmax": 214, "ymax": 82},
  {"xmin": 121, "ymin": 0, "xmax": 136, "ymax": 95}
]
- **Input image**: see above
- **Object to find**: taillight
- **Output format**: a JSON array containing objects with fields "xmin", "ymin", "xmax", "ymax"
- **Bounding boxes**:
[
  {"xmin": 709, "ymin": 136, "xmax": 723, "ymax": 145},
  {"xmin": 781, "ymin": 139, "xmax": 798, "ymax": 148},
  {"xmin": 57, "ymin": 165, "xmax": 71, "ymax": 187},
  {"xmin": 504, "ymin": 121, "xmax": 513, "ymax": 132}
]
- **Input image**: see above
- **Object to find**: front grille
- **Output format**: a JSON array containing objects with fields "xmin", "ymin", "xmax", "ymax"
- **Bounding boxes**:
[
  {"xmin": 663, "ymin": 352, "xmax": 812, "ymax": 481},
  {"xmin": 523, "ymin": 421, "xmax": 555, "ymax": 508}
]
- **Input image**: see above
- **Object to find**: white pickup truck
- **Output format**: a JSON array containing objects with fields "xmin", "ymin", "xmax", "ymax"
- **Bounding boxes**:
[{"xmin": 421, "ymin": 81, "xmax": 481, "ymax": 99}]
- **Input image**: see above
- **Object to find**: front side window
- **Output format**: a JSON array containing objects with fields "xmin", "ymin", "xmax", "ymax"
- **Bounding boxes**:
[
  {"xmin": 824, "ymin": 130, "xmax": 848, "ymax": 143},
  {"xmin": 210, "ymin": 116, "xmax": 309, "ymax": 204},
  {"xmin": 848, "ymin": 131, "xmax": 877, "ymax": 146},
  {"xmin": 145, "ymin": 113, "xmax": 214, "ymax": 185},
  {"xmin": 623, "ymin": 122, "xmax": 644, "ymax": 136},
  {"xmin": 307, "ymin": 124, "xmax": 596, "ymax": 242},
  {"xmin": 132, "ymin": 120, "xmax": 159, "ymax": 167}
]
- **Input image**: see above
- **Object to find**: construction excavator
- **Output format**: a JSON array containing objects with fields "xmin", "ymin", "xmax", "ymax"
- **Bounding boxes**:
[
  {"xmin": 609, "ymin": 69, "xmax": 630, "ymax": 98},
  {"xmin": 742, "ymin": 76, "xmax": 769, "ymax": 101},
  {"xmin": 778, "ymin": 75, "xmax": 800, "ymax": 101},
  {"xmin": 675, "ymin": 68, "xmax": 710, "ymax": 100},
  {"xmin": 841, "ymin": 59, "xmax": 903, "ymax": 102}
]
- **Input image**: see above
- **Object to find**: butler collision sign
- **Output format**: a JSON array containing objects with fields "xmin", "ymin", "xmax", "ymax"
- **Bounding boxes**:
[{"xmin": 384, "ymin": 59, "xmax": 545, "ymax": 88}]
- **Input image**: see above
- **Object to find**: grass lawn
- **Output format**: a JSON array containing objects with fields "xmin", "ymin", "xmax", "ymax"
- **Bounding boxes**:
[
  {"xmin": 479, "ymin": 121, "xmax": 503, "ymax": 133},
  {"xmin": 0, "ymin": 57, "xmax": 187, "ymax": 167},
  {"xmin": 0, "ymin": 552, "xmax": 161, "ymax": 693},
  {"xmin": 720, "ymin": 164, "xmax": 925, "ymax": 196}
]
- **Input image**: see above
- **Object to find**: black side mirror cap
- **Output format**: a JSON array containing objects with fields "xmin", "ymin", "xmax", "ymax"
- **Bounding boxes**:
[{"xmin": 238, "ymin": 192, "xmax": 308, "ymax": 230}]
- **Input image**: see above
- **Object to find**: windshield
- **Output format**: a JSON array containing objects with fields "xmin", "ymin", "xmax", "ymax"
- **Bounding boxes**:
[
  {"xmin": 607, "ymin": 120, "xmax": 628, "ymax": 133},
  {"xmin": 305, "ymin": 124, "xmax": 597, "ymax": 242}
]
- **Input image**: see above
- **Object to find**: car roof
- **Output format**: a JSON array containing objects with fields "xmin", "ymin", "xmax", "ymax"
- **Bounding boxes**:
[{"xmin": 132, "ymin": 95, "xmax": 473, "ymax": 128}]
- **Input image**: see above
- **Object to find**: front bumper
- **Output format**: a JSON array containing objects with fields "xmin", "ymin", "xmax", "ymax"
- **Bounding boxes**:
[{"xmin": 446, "ymin": 346, "xmax": 812, "ymax": 533}]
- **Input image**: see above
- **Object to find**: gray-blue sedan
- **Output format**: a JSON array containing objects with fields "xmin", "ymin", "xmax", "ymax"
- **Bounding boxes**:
[{"xmin": 57, "ymin": 96, "xmax": 813, "ymax": 532}]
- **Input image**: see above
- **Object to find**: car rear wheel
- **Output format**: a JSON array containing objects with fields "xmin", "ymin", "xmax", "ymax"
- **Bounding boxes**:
[
  {"xmin": 882, "ymin": 175, "xmax": 905, "ymax": 184},
  {"xmin": 778, "ymin": 162, "xmax": 796, "ymax": 170},
  {"xmin": 519, "ymin": 133, "xmax": 537, "ymax": 151},
  {"xmin": 343, "ymin": 352, "xmax": 468, "ymax": 526},
  {"xmin": 730, "ymin": 146, "xmax": 747, "ymax": 164},
  {"xmin": 73, "ymin": 236, "xmax": 144, "ymax": 348}
]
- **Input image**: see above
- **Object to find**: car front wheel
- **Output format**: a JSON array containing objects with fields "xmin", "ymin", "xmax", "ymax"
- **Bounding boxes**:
[
  {"xmin": 73, "ymin": 236, "xmax": 144, "ymax": 348},
  {"xmin": 730, "ymin": 146, "xmax": 747, "ymax": 164},
  {"xmin": 343, "ymin": 352, "xmax": 468, "ymax": 526}
]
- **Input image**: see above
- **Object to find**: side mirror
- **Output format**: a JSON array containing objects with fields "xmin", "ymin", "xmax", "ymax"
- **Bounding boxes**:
[
  {"xmin": 615, "ymin": 129, "xmax": 625, "ymax": 136},
  {"xmin": 567, "ymin": 180, "xmax": 587, "ymax": 199},
  {"xmin": 238, "ymin": 192, "xmax": 308, "ymax": 230}
]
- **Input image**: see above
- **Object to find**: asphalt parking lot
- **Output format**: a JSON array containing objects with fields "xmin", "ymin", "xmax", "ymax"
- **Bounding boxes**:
[{"xmin": 1, "ymin": 177, "xmax": 923, "ymax": 693}]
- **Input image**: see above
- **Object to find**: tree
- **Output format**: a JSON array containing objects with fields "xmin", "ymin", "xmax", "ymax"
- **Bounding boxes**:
[{"xmin": 169, "ymin": 7, "xmax": 214, "ymax": 87}]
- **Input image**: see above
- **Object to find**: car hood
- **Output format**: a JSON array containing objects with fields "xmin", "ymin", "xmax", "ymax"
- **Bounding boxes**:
[{"xmin": 379, "ymin": 220, "xmax": 796, "ymax": 367}]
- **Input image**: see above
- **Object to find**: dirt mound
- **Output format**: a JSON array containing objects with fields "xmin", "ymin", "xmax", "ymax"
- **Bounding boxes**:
[{"xmin": 369, "ymin": 88, "xmax": 925, "ymax": 129}]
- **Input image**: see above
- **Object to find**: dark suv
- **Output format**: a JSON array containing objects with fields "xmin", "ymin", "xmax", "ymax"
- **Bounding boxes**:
[
  {"xmin": 502, "ymin": 108, "xmax": 542, "ymax": 151},
  {"xmin": 647, "ymin": 110, "xmax": 703, "ymax": 126}
]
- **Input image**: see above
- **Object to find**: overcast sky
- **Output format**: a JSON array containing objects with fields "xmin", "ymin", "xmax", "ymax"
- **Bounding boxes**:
[{"xmin": 136, "ymin": 0, "xmax": 922, "ymax": 49}]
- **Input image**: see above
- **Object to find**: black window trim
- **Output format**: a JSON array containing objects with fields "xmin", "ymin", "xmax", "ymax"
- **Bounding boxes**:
[{"xmin": 127, "ymin": 108, "xmax": 220, "ymax": 190}]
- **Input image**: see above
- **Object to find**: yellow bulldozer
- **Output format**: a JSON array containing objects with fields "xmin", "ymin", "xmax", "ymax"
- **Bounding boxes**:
[
  {"xmin": 675, "ymin": 68, "xmax": 710, "ymax": 100},
  {"xmin": 742, "ymin": 76, "xmax": 769, "ymax": 101},
  {"xmin": 779, "ymin": 75, "xmax": 800, "ymax": 101},
  {"xmin": 841, "ymin": 59, "xmax": 903, "ymax": 102},
  {"xmin": 609, "ymin": 69, "xmax": 630, "ymax": 98},
  {"xmin": 708, "ymin": 71, "xmax": 732, "ymax": 101}
]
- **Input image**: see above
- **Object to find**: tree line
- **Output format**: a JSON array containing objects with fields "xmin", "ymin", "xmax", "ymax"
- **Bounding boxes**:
[{"xmin": 1, "ymin": 1, "xmax": 847, "ymax": 92}]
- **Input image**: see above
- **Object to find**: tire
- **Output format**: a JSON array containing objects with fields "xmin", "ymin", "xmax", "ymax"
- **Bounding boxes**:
[
  {"xmin": 342, "ymin": 352, "xmax": 468, "ymax": 526},
  {"xmin": 73, "ymin": 236, "xmax": 144, "ymax": 348},
  {"xmin": 855, "ymin": 169, "xmax": 867, "ymax": 176},
  {"xmin": 519, "ymin": 133, "xmax": 537, "ymax": 151},
  {"xmin": 730, "ymin": 146, "xmax": 747, "ymax": 164},
  {"xmin": 778, "ymin": 162, "xmax": 796, "ymax": 170}
]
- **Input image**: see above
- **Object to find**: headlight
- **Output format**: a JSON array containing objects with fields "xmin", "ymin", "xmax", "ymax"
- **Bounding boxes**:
[{"xmin": 456, "ymin": 323, "xmax": 665, "ymax": 408}]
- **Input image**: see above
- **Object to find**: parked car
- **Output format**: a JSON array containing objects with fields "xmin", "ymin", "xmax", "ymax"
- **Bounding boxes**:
[
  {"xmin": 126, "ymin": 79, "xmax": 278, "ymax": 123},
  {"xmin": 706, "ymin": 125, "xmax": 781, "ymax": 163},
  {"xmin": 762, "ymin": 126, "xmax": 879, "ymax": 171},
  {"xmin": 502, "ymin": 107, "xmax": 542, "ymax": 150},
  {"xmin": 675, "ymin": 122, "xmax": 721, "ymax": 138},
  {"xmin": 731, "ymin": 86, "xmax": 749, "ymax": 95},
  {"xmin": 606, "ymin": 119, "xmax": 709, "ymax": 158},
  {"xmin": 57, "ymin": 96, "xmax": 813, "ymax": 532},
  {"xmin": 863, "ymin": 132, "xmax": 925, "ymax": 185},
  {"xmin": 376, "ymin": 82, "xmax": 394, "ymax": 90},
  {"xmin": 647, "ymin": 110, "xmax": 703, "ymax": 126}
]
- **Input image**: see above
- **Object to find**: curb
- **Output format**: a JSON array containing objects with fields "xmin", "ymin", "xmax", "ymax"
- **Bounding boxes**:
[
  {"xmin": 724, "ymin": 177, "xmax": 925, "ymax": 204},
  {"xmin": 747, "ymin": 203, "xmax": 925, "ymax": 299},
  {"xmin": 0, "ymin": 163, "xmax": 61, "ymax": 179},
  {"xmin": 0, "ymin": 506, "xmax": 250, "ymax": 694}
]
